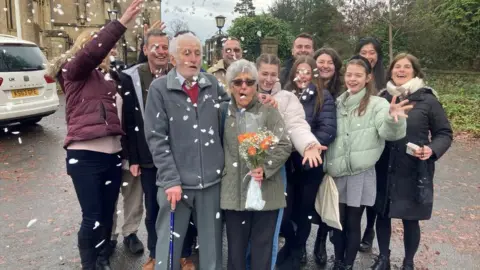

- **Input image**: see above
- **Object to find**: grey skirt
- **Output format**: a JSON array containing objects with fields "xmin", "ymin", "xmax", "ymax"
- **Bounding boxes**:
[{"xmin": 334, "ymin": 167, "xmax": 376, "ymax": 207}]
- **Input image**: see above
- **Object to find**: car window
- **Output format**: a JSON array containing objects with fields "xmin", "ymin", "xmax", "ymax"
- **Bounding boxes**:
[{"xmin": 0, "ymin": 44, "xmax": 46, "ymax": 72}]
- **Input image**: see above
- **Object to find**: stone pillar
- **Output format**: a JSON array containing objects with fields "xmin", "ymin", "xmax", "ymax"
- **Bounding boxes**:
[{"xmin": 261, "ymin": 37, "xmax": 279, "ymax": 56}]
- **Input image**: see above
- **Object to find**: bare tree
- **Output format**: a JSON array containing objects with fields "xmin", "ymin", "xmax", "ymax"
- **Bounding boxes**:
[{"xmin": 168, "ymin": 19, "xmax": 190, "ymax": 36}]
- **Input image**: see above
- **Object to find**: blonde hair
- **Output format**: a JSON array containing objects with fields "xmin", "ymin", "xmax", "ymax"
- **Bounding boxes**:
[{"xmin": 47, "ymin": 29, "xmax": 110, "ymax": 77}]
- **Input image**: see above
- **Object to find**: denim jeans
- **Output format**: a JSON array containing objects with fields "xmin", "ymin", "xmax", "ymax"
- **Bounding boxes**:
[{"xmin": 246, "ymin": 165, "xmax": 286, "ymax": 270}]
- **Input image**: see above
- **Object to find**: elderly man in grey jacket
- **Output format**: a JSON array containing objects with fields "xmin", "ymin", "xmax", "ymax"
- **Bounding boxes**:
[{"xmin": 144, "ymin": 32, "xmax": 229, "ymax": 270}]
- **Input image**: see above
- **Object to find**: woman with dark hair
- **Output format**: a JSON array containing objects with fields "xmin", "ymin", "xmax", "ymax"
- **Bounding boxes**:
[
  {"xmin": 277, "ymin": 56, "xmax": 337, "ymax": 270},
  {"xmin": 310, "ymin": 47, "xmax": 343, "ymax": 266},
  {"xmin": 371, "ymin": 53, "xmax": 452, "ymax": 270},
  {"xmin": 354, "ymin": 37, "xmax": 387, "ymax": 252},
  {"xmin": 326, "ymin": 55, "xmax": 410, "ymax": 270},
  {"xmin": 314, "ymin": 47, "xmax": 344, "ymax": 99}
]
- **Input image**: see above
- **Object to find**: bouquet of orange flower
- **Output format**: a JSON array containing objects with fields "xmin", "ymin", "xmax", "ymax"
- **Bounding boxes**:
[{"xmin": 238, "ymin": 128, "xmax": 279, "ymax": 210}]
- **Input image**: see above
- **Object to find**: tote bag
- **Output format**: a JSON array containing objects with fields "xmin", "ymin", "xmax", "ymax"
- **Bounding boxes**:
[{"xmin": 315, "ymin": 174, "xmax": 342, "ymax": 230}]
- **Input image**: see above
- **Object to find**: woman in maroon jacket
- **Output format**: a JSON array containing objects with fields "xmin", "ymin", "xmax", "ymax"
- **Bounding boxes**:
[{"xmin": 46, "ymin": 1, "xmax": 143, "ymax": 269}]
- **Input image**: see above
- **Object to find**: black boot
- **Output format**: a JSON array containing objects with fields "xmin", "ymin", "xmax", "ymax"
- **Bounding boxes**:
[
  {"xmin": 123, "ymin": 234, "xmax": 144, "ymax": 254},
  {"xmin": 290, "ymin": 248, "xmax": 303, "ymax": 270},
  {"xmin": 331, "ymin": 260, "xmax": 344, "ymax": 270},
  {"xmin": 96, "ymin": 240, "xmax": 112, "ymax": 270},
  {"xmin": 359, "ymin": 227, "xmax": 375, "ymax": 252},
  {"xmin": 276, "ymin": 243, "xmax": 292, "ymax": 266},
  {"xmin": 401, "ymin": 259, "xmax": 414, "ymax": 270},
  {"xmin": 78, "ymin": 238, "xmax": 97, "ymax": 270},
  {"xmin": 371, "ymin": 252, "xmax": 391, "ymax": 270},
  {"xmin": 313, "ymin": 230, "xmax": 328, "ymax": 265},
  {"xmin": 299, "ymin": 245, "xmax": 307, "ymax": 265}
]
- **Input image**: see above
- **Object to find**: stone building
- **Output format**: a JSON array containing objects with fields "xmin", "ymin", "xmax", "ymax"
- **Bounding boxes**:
[{"xmin": 0, "ymin": 0, "xmax": 161, "ymax": 63}]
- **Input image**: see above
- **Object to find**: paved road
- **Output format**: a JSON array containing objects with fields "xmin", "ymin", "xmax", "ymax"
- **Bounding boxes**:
[{"xmin": 1, "ymin": 95, "xmax": 479, "ymax": 270}]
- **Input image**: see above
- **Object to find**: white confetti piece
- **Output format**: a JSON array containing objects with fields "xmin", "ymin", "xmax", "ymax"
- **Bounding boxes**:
[
  {"xmin": 69, "ymin": 158, "xmax": 79, "ymax": 164},
  {"xmin": 205, "ymin": 142, "xmax": 210, "ymax": 146},
  {"xmin": 3, "ymin": 127, "xmax": 8, "ymax": 133},
  {"xmin": 216, "ymin": 169, "xmax": 221, "ymax": 174},
  {"xmin": 194, "ymin": 139, "xmax": 199, "ymax": 143},
  {"xmin": 27, "ymin": 219, "xmax": 37, "ymax": 228},
  {"xmin": 233, "ymin": 162, "xmax": 238, "ymax": 167},
  {"xmin": 193, "ymin": 124, "xmax": 198, "ymax": 129},
  {"xmin": 134, "ymin": 126, "xmax": 139, "ymax": 132},
  {"xmin": 156, "ymin": 112, "xmax": 160, "ymax": 118},
  {"xmin": 18, "ymin": 137, "xmax": 22, "ymax": 144},
  {"xmin": 183, "ymin": 115, "xmax": 189, "ymax": 121},
  {"xmin": 257, "ymin": 31, "xmax": 262, "ymax": 37},
  {"xmin": 93, "ymin": 221, "xmax": 100, "ymax": 230},
  {"xmin": 200, "ymin": 129, "xmax": 206, "ymax": 133},
  {"xmin": 172, "ymin": 232, "xmax": 180, "ymax": 238},
  {"xmin": 195, "ymin": 244, "xmax": 200, "ymax": 249},
  {"xmin": 308, "ymin": 216, "xmax": 312, "ymax": 220},
  {"xmin": 170, "ymin": 117, "xmax": 173, "ymax": 121},
  {"xmin": 208, "ymin": 129, "xmax": 214, "ymax": 135},
  {"xmin": 184, "ymin": 195, "xmax": 188, "ymax": 199},
  {"xmin": 214, "ymin": 103, "xmax": 220, "ymax": 108},
  {"xmin": 187, "ymin": 97, "xmax": 192, "ymax": 103},
  {"xmin": 242, "ymin": 220, "xmax": 246, "ymax": 224},
  {"xmin": 284, "ymin": 192, "xmax": 288, "ymax": 196},
  {"xmin": 95, "ymin": 239, "xmax": 105, "ymax": 248},
  {"xmin": 268, "ymin": 160, "xmax": 273, "ymax": 165},
  {"xmin": 116, "ymin": 163, "xmax": 122, "ymax": 167},
  {"xmin": 210, "ymin": 139, "xmax": 214, "ymax": 144},
  {"xmin": 216, "ymin": 212, "xmax": 220, "ymax": 219},
  {"xmin": 117, "ymin": 210, "xmax": 122, "ymax": 215},
  {"xmin": 241, "ymin": 37, "xmax": 245, "ymax": 41},
  {"xmin": 122, "ymin": 182, "xmax": 128, "ymax": 187},
  {"xmin": 105, "ymin": 181, "xmax": 111, "ymax": 185}
]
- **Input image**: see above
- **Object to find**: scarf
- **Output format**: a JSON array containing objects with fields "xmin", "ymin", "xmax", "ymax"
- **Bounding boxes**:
[{"xmin": 386, "ymin": 77, "xmax": 439, "ymax": 98}]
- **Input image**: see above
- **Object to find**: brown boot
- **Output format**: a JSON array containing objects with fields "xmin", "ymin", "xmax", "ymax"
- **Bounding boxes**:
[
  {"xmin": 180, "ymin": 257, "xmax": 196, "ymax": 270},
  {"xmin": 143, "ymin": 257, "xmax": 155, "ymax": 270}
]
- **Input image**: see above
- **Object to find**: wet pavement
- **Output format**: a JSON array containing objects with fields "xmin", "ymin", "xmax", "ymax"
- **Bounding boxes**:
[{"xmin": 0, "ymin": 95, "xmax": 479, "ymax": 270}]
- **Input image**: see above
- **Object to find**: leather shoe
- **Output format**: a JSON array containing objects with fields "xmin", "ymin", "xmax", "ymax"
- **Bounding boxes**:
[
  {"xmin": 359, "ymin": 227, "xmax": 375, "ymax": 252},
  {"xmin": 123, "ymin": 234, "xmax": 144, "ymax": 255}
]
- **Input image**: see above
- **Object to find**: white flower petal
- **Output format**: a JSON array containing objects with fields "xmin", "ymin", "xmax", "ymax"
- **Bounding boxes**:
[{"xmin": 26, "ymin": 219, "xmax": 37, "ymax": 228}]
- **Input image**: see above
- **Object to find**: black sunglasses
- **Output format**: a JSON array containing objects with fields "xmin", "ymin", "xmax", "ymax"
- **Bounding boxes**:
[{"xmin": 232, "ymin": 79, "xmax": 256, "ymax": 87}]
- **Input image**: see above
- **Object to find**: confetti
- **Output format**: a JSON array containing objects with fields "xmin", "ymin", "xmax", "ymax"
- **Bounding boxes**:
[
  {"xmin": 95, "ymin": 239, "xmax": 105, "ymax": 248},
  {"xmin": 184, "ymin": 195, "xmax": 188, "ymax": 199},
  {"xmin": 116, "ymin": 163, "xmax": 122, "ymax": 167},
  {"xmin": 193, "ymin": 124, "xmax": 198, "ymax": 129},
  {"xmin": 208, "ymin": 129, "xmax": 214, "ymax": 135},
  {"xmin": 122, "ymin": 182, "xmax": 129, "ymax": 187},
  {"xmin": 284, "ymin": 192, "xmax": 288, "ymax": 196},
  {"xmin": 268, "ymin": 160, "xmax": 273, "ymax": 166},
  {"xmin": 233, "ymin": 162, "xmax": 238, "ymax": 167},
  {"xmin": 27, "ymin": 219, "xmax": 37, "ymax": 228},
  {"xmin": 214, "ymin": 103, "xmax": 220, "ymax": 108},
  {"xmin": 200, "ymin": 129, "xmax": 206, "ymax": 133},
  {"xmin": 205, "ymin": 142, "xmax": 210, "ymax": 146},
  {"xmin": 116, "ymin": 210, "xmax": 122, "ymax": 215},
  {"xmin": 183, "ymin": 115, "xmax": 189, "ymax": 121},
  {"xmin": 93, "ymin": 221, "xmax": 100, "ymax": 230},
  {"xmin": 257, "ymin": 31, "xmax": 262, "ymax": 37},
  {"xmin": 105, "ymin": 181, "xmax": 111, "ymax": 185},
  {"xmin": 216, "ymin": 212, "xmax": 220, "ymax": 219},
  {"xmin": 242, "ymin": 220, "xmax": 246, "ymax": 224},
  {"xmin": 216, "ymin": 169, "xmax": 221, "ymax": 174},
  {"xmin": 172, "ymin": 232, "xmax": 180, "ymax": 238},
  {"xmin": 69, "ymin": 158, "xmax": 79, "ymax": 164}
]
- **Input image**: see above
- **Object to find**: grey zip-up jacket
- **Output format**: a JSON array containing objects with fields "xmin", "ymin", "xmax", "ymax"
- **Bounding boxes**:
[{"xmin": 144, "ymin": 68, "xmax": 229, "ymax": 190}]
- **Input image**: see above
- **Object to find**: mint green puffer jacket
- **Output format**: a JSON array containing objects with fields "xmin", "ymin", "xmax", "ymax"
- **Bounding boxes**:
[{"xmin": 325, "ymin": 88, "xmax": 406, "ymax": 177}]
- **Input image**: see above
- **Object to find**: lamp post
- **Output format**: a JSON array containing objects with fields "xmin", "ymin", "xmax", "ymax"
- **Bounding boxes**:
[
  {"xmin": 215, "ymin": 15, "xmax": 226, "ymax": 35},
  {"xmin": 107, "ymin": 9, "xmax": 128, "ymax": 66}
]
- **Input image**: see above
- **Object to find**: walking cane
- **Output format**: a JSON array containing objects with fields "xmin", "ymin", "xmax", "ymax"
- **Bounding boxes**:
[{"xmin": 169, "ymin": 209, "xmax": 175, "ymax": 270}]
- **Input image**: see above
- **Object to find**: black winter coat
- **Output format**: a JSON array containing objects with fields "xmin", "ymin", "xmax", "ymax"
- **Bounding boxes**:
[
  {"xmin": 279, "ymin": 58, "xmax": 294, "ymax": 87},
  {"xmin": 118, "ymin": 71, "xmax": 154, "ymax": 167},
  {"xmin": 374, "ymin": 87, "xmax": 453, "ymax": 220}
]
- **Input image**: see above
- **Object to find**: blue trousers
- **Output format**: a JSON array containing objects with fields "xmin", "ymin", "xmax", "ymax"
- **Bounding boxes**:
[{"xmin": 246, "ymin": 166, "xmax": 286, "ymax": 270}]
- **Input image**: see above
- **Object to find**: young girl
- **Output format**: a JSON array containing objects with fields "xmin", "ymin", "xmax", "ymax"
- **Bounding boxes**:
[
  {"xmin": 312, "ymin": 47, "xmax": 343, "ymax": 265},
  {"xmin": 325, "ymin": 55, "xmax": 411, "ymax": 270},
  {"xmin": 355, "ymin": 37, "xmax": 387, "ymax": 251},
  {"xmin": 278, "ymin": 55, "xmax": 337, "ymax": 270}
]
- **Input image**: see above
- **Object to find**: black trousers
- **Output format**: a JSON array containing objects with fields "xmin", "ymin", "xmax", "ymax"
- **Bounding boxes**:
[
  {"xmin": 332, "ymin": 203, "xmax": 365, "ymax": 266},
  {"xmin": 225, "ymin": 210, "xmax": 279, "ymax": 270},
  {"xmin": 140, "ymin": 166, "xmax": 158, "ymax": 259},
  {"xmin": 67, "ymin": 150, "xmax": 122, "ymax": 255},
  {"xmin": 281, "ymin": 163, "xmax": 324, "ymax": 249}
]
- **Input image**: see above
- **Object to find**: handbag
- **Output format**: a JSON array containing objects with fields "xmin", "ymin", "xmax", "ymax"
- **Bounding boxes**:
[{"xmin": 315, "ymin": 174, "xmax": 343, "ymax": 230}]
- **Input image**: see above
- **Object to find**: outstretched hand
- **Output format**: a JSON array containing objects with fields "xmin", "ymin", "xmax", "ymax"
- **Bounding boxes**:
[
  {"xmin": 118, "ymin": 0, "xmax": 144, "ymax": 27},
  {"xmin": 143, "ymin": 20, "xmax": 166, "ymax": 37},
  {"xmin": 389, "ymin": 96, "xmax": 414, "ymax": 122},
  {"xmin": 302, "ymin": 144, "xmax": 328, "ymax": 168}
]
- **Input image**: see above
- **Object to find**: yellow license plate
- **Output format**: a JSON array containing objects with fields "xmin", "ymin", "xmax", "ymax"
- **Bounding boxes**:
[{"xmin": 11, "ymin": 89, "xmax": 39, "ymax": 98}]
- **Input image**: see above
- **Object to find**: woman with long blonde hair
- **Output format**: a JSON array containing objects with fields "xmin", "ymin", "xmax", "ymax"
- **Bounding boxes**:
[{"xmin": 46, "ymin": 1, "xmax": 143, "ymax": 269}]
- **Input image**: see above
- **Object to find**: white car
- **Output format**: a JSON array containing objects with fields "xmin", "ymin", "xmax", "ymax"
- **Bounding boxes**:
[{"xmin": 0, "ymin": 34, "xmax": 59, "ymax": 125}]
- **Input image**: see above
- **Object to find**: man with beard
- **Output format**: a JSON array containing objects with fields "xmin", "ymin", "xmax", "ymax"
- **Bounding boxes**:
[
  {"xmin": 119, "ymin": 28, "xmax": 172, "ymax": 270},
  {"xmin": 207, "ymin": 37, "xmax": 243, "ymax": 89},
  {"xmin": 279, "ymin": 33, "xmax": 315, "ymax": 87}
]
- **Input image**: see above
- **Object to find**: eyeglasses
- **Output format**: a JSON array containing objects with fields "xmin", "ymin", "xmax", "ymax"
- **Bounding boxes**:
[
  {"xmin": 225, "ymin": 48, "xmax": 242, "ymax": 54},
  {"xmin": 232, "ymin": 79, "xmax": 256, "ymax": 87}
]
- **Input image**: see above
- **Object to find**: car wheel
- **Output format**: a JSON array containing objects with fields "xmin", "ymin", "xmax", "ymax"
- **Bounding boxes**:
[{"xmin": 21, "ymin": 117, "xmax": 43, "ymax": 125}]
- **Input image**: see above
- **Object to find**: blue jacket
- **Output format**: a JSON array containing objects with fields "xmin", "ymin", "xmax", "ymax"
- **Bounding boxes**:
[{"xmin": 301, "ymin": 83, "xmax": 337, "ymax": 146}]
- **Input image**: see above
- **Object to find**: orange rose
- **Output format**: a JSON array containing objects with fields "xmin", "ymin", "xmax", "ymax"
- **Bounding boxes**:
[{"xmin": 248, "ymin": 146, "xmax": 257, "ymax": 156}]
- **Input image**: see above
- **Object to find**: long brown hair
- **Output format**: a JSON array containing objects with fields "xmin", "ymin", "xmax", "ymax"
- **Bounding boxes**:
[
  {"xmin": 285, "ymin": 55, "xmax": 325, "ymax": 113},
  {"xmin": 345, "ymin": 58, "xmax": 376, "ymax": 116},
  {"xmin": 314, "ymin": 47, "xmax": 343, "ymax": 98},
  {"xmin": 387, "ymin": 53, "xmax": 425, "ymax": 83}
]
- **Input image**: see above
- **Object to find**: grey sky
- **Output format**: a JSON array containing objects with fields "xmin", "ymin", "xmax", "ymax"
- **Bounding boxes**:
[{"xmin": 161, "ymin": 0, "xmax": 273, "ymax": 42}]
